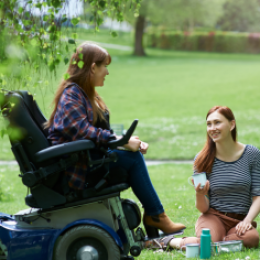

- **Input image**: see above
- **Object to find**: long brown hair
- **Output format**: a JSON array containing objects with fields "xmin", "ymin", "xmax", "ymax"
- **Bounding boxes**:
[
  {"xmin": 194, "ymin": 106, "xmax": 237, "ymax": 173},
  {"xmin": 45, "ymin": 42, "xmax": 111, "ymax": 128}
]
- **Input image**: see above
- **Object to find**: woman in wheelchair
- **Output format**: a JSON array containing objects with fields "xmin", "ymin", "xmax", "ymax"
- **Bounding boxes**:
[{"xmin": 45, "ymin": 42, "xmax": 185, "ymax": 237}]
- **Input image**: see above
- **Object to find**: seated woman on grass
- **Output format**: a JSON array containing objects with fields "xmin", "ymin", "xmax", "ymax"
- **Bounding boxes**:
[{"xmin": 150, "ymin": 106, "xmax": 260, "ymax": 249}]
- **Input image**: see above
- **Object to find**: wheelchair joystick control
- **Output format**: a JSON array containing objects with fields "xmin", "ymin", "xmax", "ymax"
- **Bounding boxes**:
[{"xmin": 108, "ymin": 119, "xmax": 138, "ymax": 149}]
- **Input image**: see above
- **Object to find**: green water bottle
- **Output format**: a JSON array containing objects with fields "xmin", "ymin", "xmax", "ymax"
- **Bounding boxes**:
[{"xmin": 200, "ymin": 228, "xmax": 211, "ymax": 259}]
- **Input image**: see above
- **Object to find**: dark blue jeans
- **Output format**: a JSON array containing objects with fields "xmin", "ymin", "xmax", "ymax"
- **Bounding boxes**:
[{"xmin": 108, "ymin": 149, "xmax": 164, "ymax": 216}]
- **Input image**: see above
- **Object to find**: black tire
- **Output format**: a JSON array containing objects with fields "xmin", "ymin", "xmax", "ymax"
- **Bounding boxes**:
[{"xmin": 53, "ymin": 225, "xmax": 121, "ymax": 260}]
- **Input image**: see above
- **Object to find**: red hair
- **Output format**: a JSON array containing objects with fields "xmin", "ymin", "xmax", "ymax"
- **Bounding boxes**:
[
  {"xmin": 45, "ymin": 42, "xmax": 111, "ymax": 128},
  {"xmin": 194, "ymin": 106, "xmax": 237, "ymax": 173}
]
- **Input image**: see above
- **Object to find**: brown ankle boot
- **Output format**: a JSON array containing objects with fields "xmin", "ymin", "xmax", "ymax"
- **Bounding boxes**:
[{"xmin": 143, "ymin": 212, "xmax": 186, "ymax": 238}]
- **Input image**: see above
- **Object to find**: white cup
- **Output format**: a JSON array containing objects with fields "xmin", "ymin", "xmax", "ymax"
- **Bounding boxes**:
[
  {"xmin": 180, "ymin": 243, "xmax": 200, "ymax": 258},
  {"xmin": 188, "ymin": 172, "xmax": 207, "ymax": 188}
]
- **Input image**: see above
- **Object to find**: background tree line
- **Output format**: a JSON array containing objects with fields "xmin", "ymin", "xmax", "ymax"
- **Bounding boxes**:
[{"xmin": 125, "ymin": 0, "xmax": 260, "ymax": 55}]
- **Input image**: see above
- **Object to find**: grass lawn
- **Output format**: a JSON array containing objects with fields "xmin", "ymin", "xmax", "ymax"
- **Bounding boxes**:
[
  {"xmin": 1, "ymin": 29, "xmax": 260, "ymax": 160},
  {"xmin": 0, "ymin": 163, "xmax": 260, "ymax": 259}
]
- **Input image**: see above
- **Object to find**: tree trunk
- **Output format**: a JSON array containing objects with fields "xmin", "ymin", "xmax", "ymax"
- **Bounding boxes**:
[{"xmin": 133, "ymin": 15, "xmax": 146, "ymax": 56}]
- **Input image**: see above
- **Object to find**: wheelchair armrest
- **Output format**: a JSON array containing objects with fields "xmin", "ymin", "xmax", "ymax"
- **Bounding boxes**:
[{"xmin": 35, "ymin": 140, "xmax": 95, "ymax": 163}]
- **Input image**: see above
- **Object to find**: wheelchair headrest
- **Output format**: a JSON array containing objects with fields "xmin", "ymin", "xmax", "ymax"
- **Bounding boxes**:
[
  {"xmin": 2, "ymin": 90, "xmax": 50, "ymax": 164},
  {"xmin": 16, "ymin": 91, "xmax": 49, "ymax": 137}
]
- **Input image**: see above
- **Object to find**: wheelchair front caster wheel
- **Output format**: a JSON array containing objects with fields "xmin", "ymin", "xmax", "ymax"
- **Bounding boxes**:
[{"xmin": 130, "ymin": 246, "xmax": 141, "ymax": 257}]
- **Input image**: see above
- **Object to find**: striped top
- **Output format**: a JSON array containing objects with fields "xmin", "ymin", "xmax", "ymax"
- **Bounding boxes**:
[{"xmin": 199, "ymin": 145, "xmax": 260, "ymax": 214}]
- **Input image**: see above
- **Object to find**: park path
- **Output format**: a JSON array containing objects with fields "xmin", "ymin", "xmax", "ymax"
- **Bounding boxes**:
[{"xmin": 0, "ymin": 160, "xmax": 193, "ymax": 167}]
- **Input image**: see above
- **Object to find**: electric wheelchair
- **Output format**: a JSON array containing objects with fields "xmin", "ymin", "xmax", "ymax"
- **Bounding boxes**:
[{"xmin": 0, "ymin": 90, "xmax": 182, "ymax": 260}]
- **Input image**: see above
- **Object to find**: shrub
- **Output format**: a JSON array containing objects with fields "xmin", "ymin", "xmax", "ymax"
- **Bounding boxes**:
[{"xmin": 145, "ymin": 30, "xmax": 260, "ymax": 54}]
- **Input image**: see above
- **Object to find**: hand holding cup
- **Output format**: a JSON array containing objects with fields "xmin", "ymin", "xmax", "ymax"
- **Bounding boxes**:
[
  {"xmin": 194, "ymin": 180, "xmax": 210, "ymax": 196},
  {"xmin": 188, "ymin": 172, "xmax": 210, "ymax": 195}
]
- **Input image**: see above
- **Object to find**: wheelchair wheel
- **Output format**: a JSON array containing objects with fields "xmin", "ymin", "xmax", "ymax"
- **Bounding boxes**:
[{"xmin": 53, "ymin": 225, "xmax": 121, "ymax": 260}]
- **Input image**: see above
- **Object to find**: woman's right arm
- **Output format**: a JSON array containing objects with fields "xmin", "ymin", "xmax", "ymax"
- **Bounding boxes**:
[{"xmin": 195, "ymin": 181, "xmax": 210, "ymax": 213}]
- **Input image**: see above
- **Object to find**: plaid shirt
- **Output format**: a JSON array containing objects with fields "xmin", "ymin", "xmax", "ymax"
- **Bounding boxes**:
[{"xmin": 48, "ymin": 83, "xmax": 111, "ymax": 190}]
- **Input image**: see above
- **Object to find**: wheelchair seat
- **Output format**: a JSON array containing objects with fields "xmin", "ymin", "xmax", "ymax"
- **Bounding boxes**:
[{"xmin": 0, "ymin": 90, "xmax": 129, "ymax": 209}]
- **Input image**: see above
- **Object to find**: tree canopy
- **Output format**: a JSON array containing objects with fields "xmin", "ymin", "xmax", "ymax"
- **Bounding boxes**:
[
  {"xmin": 218, "ymin": 0, "xmax": 260, "ymax": 32},
  {"xmin": 0, "ymin": 0, "xmax": 141, "ymax": 91}
]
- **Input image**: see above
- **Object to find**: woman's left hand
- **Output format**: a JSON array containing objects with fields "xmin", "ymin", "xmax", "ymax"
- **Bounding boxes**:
[
  {"xmin": 235, "ymin": 220, "xmax": 253, "ymax": 236},
  {"xmin": 235, "ymin": 196, "xmax": 260, "ymax": 236},
  {"xmin": 140, "ymin": 141, "xmax": 149, "ymax": 154}
]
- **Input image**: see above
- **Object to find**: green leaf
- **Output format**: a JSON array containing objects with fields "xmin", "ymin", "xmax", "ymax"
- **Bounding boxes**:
[
  {"xmin": 68, "ymin": 39, "xmax": 75, "ymax": 44},
  {"xmin": 52, "ymin": 0, "xmax": 62, "ymax": 8},
  {"xmin": 111, "ymin": 31, "xmax": 118, "ymax": 37},
  {"xmin": 78, "ymin": 61, "xmax": 84, "ymax": 69},
  {"xmin": 23, "ymin": 20, "xmax": 32, "ymax": 26},
  {"xmin": 64, "ymin": 57, "xmax": 69, "ymax": 65},
  {"xmin": 72, "ymin": 33, "xmax": 78, "ymax": 39},
  {"xmin": 97, "ymin": 17, "xmax": 103, "ymax": 26},
  {"xmin": 54, "ymin": 58, "xmax": 60, "ymax": 65},
  {"xmin": 71, "ymin": 17, "xmax": 80, "ymax": 26},
  {"xmin": 43, "ymin": 15, "xmax": 49, "ymax": 22},
  {"xmin": 18, "ymin": 7, "xmax": 24, "ymax": 14},
  {"xmin": 61, "ymin": 17, "xmax": 67, "ymax": 23},
  {"xmin": 0, "ymin": 129, "xmax": 6, "ymax": 138},
  {"xmin": 99, "ymin": 0, "xmax": 106, "ymax": 8},
  {"xmin": 117, "ymin": 12, "xmax": 124, "ymax": 22},
  {"xmin": 79, "ymin": 53, "xmax": 83, "ymax": 60},
  {"xmin": 63, "ymin": 73, "xmax": 70, "ymax": 80},
  {"xmin": 50, "ymin": 33, "xmax": 59, "ymax": 41},
  {"xmin": 47, "ymin": 25, "xmax": 56, "ymax": 33},
  {"xmin": 65, "ymin": 45, "xmax": 69, "ymax": 52},
  {"xmin": 48, "ymin": 61, "xmax": 55, "ymax": 72},
  {"xmin": 35, "ymin": 3, "xmax": 42, "ymax": 9},
  {"xmin": 15, "ymin": 23, "xmax": 23, "ymax": 32},
  {"xmin": 8, "ymin": 127, "xmax": 23, "ymax": 141}
]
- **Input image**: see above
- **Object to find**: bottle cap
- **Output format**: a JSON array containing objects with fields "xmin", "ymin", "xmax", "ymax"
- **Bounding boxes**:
[{"xmin": 202, "ymin": 228, "xmax": 210, "ymax": 235}]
